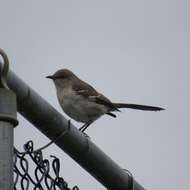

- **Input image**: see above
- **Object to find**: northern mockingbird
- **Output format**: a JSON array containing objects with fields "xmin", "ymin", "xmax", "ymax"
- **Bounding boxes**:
[{"xmin": 46, "ymin": 69, "xmax": 164, "ymax": 132}]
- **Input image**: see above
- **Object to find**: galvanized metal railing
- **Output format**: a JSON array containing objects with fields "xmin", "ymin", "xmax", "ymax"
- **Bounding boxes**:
[{"xmin": 0, "ymin": 49, "xmax": 145, "ymax": 190}]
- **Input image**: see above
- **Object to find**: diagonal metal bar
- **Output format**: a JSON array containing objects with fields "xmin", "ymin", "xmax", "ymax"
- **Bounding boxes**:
[{"xmin": 3, "ymin": 64, "xmax": 146, "ymax": 190}]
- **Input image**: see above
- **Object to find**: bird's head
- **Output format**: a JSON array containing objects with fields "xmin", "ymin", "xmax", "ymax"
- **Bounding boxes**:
[{"xmin": 46, "ymin": 69, "xmax": 75, "ymax": 88}]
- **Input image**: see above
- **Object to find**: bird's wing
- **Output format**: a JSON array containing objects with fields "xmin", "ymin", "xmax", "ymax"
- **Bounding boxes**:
[{"xmin": 72, "ymin": 79, "xmax": 119, "ymax": 111}]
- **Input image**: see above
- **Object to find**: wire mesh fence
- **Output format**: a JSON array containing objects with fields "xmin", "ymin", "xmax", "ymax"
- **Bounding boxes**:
[{"xmin": 14, "ymin": 141, "xmax": 80, "ymax": 190}]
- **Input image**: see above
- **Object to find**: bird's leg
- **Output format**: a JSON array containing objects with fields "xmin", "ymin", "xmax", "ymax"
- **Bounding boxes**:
[
  {"xmin": 79, "ymin": 121, "xmax": 94, "ymax": 138},
  {"xmin": 79, "ymin": 121, "xmax": 93, "ymax": 132},
  {"xmin": 79, "ymin": 123, "xmax": 90, "ymax": 138},
  {"xmin": 79, "ymin": 123, "xmax": 89, "ymax": 132},
  {"xmin": 81, "ymin": 123, "xmax": 90, "ymax": 132}
]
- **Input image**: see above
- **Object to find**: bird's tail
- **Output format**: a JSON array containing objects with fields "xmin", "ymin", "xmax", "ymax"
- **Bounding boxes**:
[{"xmin": 114, "ymin": 103, "xmax": 164, "ymax": 111}]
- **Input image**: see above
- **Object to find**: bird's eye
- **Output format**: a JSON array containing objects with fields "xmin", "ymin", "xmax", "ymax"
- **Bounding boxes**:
[
  {"xmin": 54, "ymin": 75, "xmax": 64, "ymax": 79},
  {"xmin": 60, "ymin": 75, "xmax": 65, "ymax": 78}
]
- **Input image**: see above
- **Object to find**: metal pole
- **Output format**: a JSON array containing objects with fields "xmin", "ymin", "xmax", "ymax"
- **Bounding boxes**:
[
  {"xmin": 0, "ymin": 89, "xmax": 18, "ymax": 190},
  {"xmin": 0, "ymin": 49, "xmax": 18, "ymax": 190},
  {"xmin": 4, "ymin": 66, "xmax": 145, "ymax": 190}
]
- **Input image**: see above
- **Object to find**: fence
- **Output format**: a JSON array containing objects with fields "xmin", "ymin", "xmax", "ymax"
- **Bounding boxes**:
[
  {"xmin": 0, "ymin": 49, "xmax": 145, "ymax": 190},
  {"xmin": 14, "ymin": 140, "xmax": 79, "ymax": 190}
]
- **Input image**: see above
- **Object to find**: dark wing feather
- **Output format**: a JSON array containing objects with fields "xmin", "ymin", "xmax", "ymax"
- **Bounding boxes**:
[
  {"xmin": 72, "ymin": 78, "xmax": 119, "ymax": 111},
  {"xmin": 94, "ymin": 94, "xmax": 120, "ymax": 111},
  {"xmin": 72, "ymin": 78, "xmax": 99, "ymax": 97},
  {"xmin": 106, "ymin": 112, "xmax": 117, "ymax": 118}
]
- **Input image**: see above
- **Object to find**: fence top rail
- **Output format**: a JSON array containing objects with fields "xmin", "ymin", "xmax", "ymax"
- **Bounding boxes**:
[{"xmin": 1, "ymin": 62, "xmax": 145, "ymax": 190}]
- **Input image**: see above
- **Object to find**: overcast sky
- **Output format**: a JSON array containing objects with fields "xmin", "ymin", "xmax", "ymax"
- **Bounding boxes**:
[{"xmin": 0, "ymin": 0, "xmax": 189, "ymax": 189}]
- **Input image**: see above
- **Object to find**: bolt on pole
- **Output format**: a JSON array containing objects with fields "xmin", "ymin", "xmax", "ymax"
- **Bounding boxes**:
[{"xmin": 0, "ymin": 49, "xmax": 18, "ymax": 190}]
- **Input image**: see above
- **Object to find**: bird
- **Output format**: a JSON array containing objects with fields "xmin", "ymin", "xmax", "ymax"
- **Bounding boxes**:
[{"xmin": 46, "ymin": 69, "xmax": 164, "ymax": 132}]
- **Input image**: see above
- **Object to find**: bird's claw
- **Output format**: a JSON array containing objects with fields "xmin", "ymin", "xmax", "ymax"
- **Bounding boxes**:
[{"xmin": 82, "ymin": 132, "xmax": 90, "ymax": 139}]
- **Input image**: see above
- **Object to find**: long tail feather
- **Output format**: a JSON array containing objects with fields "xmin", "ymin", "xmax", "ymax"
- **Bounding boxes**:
[{"xmin": 114, "ymin": 103, "xmax": 164, "ymax": 111}]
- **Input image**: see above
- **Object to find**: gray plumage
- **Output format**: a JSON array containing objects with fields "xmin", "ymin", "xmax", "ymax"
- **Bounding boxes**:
[{"xmin": 46, "ymin": 69, "xmax": 164, "ymax": 132}]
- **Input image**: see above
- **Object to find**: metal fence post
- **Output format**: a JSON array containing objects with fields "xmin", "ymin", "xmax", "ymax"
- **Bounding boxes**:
[{"xmin": 0, "ymin": 49, "xmax": 18, "ymax": 190}]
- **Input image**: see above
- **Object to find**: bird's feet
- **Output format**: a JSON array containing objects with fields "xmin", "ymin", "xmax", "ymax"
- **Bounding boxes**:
[
  {"xmin": 79, "ymin": 124, "xmax": 91, "ymax": 139},
  {"xmin": 82, "ymin": 132, "xmax": 90, "ymax": 138}
]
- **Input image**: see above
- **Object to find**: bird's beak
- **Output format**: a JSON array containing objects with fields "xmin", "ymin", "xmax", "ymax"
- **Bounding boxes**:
[{"xmin": 46, "ymin": 75, "xmax": 54, "ymax": 79}]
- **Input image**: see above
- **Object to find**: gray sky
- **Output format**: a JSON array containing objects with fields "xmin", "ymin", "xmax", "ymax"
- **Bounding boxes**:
[{"xmin": 1, "ymin": 0, "xmax": 189, "ymax": 189}]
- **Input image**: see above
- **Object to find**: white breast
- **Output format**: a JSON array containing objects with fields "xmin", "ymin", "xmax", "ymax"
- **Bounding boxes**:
[{"xmin": 56, "ymin": 87, "xmax": 107, "ymax": 123}]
